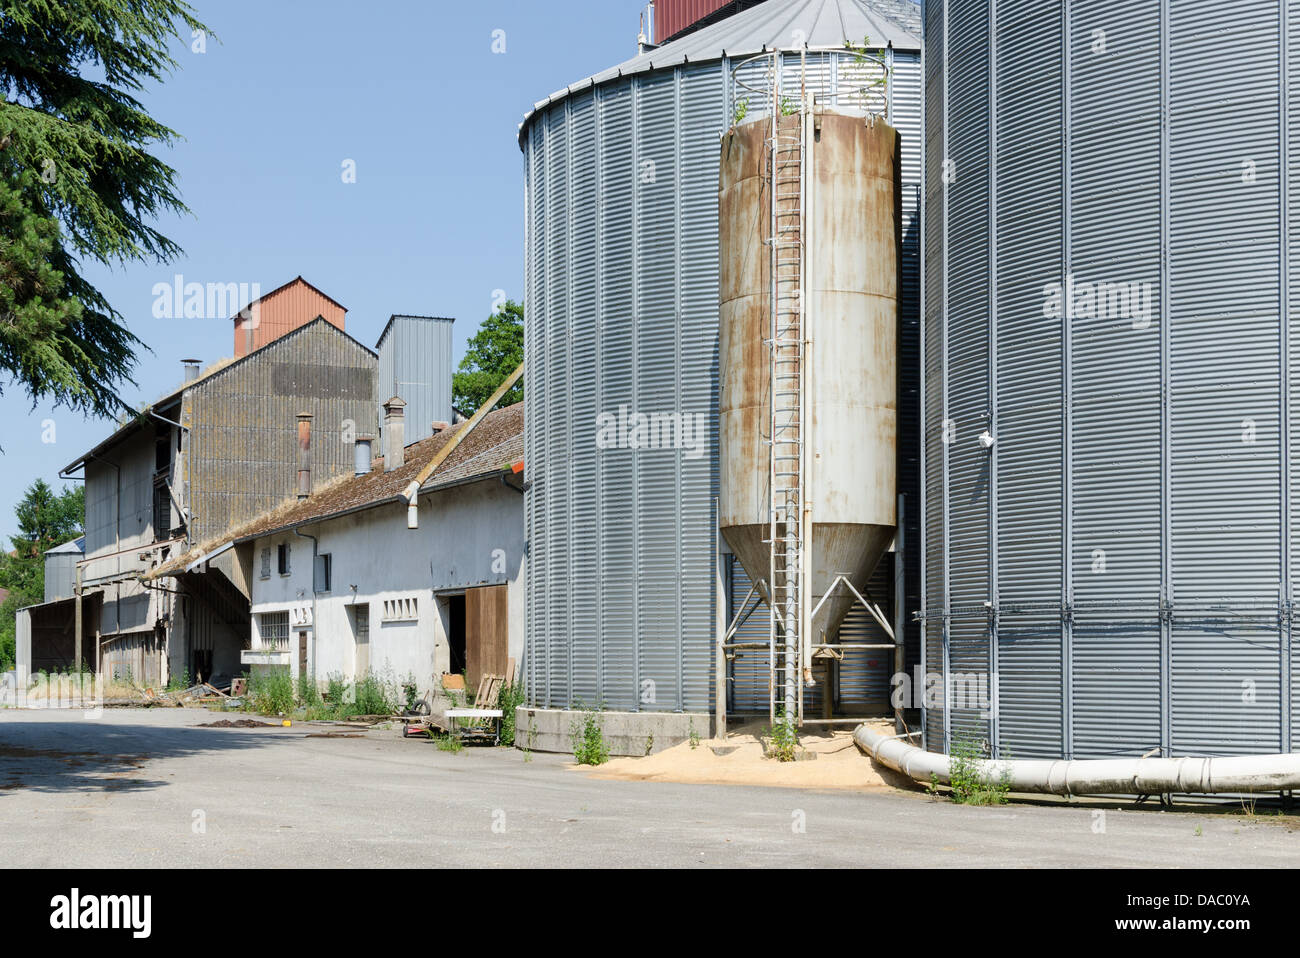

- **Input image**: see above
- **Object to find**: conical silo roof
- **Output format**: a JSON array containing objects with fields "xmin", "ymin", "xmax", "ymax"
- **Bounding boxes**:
[{"xmin": 519, "ymin": 0, "xmax": 921, "ymax": 145}]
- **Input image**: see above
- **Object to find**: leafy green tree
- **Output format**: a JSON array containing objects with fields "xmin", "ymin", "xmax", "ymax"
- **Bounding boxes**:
[
  {"xmin": 452, "ymin": 300, "xmax": 524, "ymax": 415},
  {"xmin": 0, "ymin": 0, "xmax": 211, "ymax": 416},
  {"xmin": 0, "ymin": 480, "xmax": 84, "ymax": 668}
]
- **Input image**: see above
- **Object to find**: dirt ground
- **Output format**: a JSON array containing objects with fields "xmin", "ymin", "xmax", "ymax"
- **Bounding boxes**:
[{"xmin": 584, "ymin": 719, "xmax": 918, "ymax": 791}]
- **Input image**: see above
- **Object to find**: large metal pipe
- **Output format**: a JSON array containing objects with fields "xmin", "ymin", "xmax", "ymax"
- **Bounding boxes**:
[{"xmin": 854, "ymin": 724, "xmax": 1300, "ymax": 796}]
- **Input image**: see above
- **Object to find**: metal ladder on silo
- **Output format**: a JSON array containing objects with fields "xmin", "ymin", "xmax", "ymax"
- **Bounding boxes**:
[{"xmin": 764, "ymin": 88, "xmax": 808, "ymax": 727}]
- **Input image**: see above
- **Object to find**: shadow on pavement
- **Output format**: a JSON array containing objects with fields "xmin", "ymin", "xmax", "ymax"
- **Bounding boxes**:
[{"xmin": 0, "ymin": 718, "xmax": 286, "ymax": 796}]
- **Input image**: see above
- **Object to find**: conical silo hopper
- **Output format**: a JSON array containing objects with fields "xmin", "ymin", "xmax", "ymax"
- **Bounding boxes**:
[{"xmin": 719, "ymin": 108, "xmax": 899, "ymax": 654}]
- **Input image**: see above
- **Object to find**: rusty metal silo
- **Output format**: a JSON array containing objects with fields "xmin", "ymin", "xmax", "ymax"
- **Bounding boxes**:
[{"xmin": 719, "ymin": 106, "xmax": 900, "ymax": 719}]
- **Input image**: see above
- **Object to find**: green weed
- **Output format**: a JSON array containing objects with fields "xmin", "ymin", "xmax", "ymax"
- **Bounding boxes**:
[
  {"xmin": 945, "ymin": 736, "xmax": 1010, "ymax": 806},
  {"xmin": 570, "ymin": 704, "xmax": 610, "ymax": 766}
]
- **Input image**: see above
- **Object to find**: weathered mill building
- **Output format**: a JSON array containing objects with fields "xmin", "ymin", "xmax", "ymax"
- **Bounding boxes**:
[{"xmin": 54, "ymin": 316, "xmax": 378, "ymax": 685}]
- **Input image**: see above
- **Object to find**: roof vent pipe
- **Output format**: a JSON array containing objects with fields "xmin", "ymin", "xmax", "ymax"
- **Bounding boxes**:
[
  {"xmin": 182, "ymin": 359, "xmax": 201, "ymax": 382},
  {"xmin": 383, "ymin": 397, "xmax": 406, "ymax": 471},
  {"xmin": 354, "ymin": 435, "xmax": 374, "ymax": 476},
  {"xmin": 297, "ymin": 412, "xmax": 313, "ymax": 499}
]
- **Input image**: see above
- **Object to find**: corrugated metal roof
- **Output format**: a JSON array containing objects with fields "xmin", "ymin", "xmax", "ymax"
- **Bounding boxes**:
[
  {"xmin": 62, "ymin": 317, "xmax": 378, "ymax": 475},
  {"xmin": 374, "ymin": 313, "xmax": 455, "ymax": 351},
  {"xmin": 44, "ymin": 537, "xmax": 85, "ymax": 556},
  {"xmin": 518, "ymin": 0, "xmax": 920, "ymax": 146}
]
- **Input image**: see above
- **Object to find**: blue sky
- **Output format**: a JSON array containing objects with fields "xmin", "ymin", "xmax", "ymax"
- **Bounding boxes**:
[{"xmin": 0, "ymin": 0, "xmax": 648, "ymax": 541}]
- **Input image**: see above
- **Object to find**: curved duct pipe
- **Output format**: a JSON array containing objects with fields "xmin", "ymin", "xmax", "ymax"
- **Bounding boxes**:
[
  {"xmin": 854, "ymin": 725, "xmax": 1300, "ymax": 796},
  {"xmin": 402, "ymin": 362, "xmax": 523, "ymax": 530}
]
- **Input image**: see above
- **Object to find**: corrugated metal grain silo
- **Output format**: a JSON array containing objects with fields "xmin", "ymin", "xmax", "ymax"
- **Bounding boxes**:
[
  {"xmin": 924, "ymin": 0, "xmax": 1300, "ymax": 761},
  {"xmin": 521, "ymin": 0, "xmax": 923, "ymax": 735}
]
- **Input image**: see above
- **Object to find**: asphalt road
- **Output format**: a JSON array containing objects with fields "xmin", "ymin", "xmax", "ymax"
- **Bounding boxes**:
[{"xmin": 0, "ymin": 708, "xmax": 1296, "ymax": 868}]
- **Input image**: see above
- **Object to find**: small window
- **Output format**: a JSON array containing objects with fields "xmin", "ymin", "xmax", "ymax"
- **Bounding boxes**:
[
  {"xmin": 259, "ymin": 547, "xmax": 271, "ymax": 579},
  {"xmin": 152, "ymin": 481, "xmax": 171, "ymax": 542},
  {"xmin": 277, "ymin": 542, "xmax": 290, "ymax": 575},
  {"xmin": 314, "ymin": 554, "xmax": 332, "ymax": 594},
  {"xmin": 259, "ymin": 611, "xmax": 289, "ymax": 651}
]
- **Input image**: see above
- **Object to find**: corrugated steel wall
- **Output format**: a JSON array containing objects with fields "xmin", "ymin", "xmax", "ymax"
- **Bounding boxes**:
[
  {"xmin": 524, "ymin": 49, "xmax": 922, "ymax": 715},
  {"xmin": 43, "ymin": 551, "xmax": 79, "ymax": 604},
  {"xmin": 376, "ymin": 316, "xmax": 454, "ymax": 443},
  {"xmin": 101, "ymin": 632, "xmax": 164, "ymax": 686},
  {"xmin": 186, "ymin": 322, "xmax": 378, "ymax": 545},
  {"xmin": 925, "ymin": 0, "xmax": 1300, "ymax": 760},
  {"xmin": 233, "ymin": 280, "xmax": 346, "ymax": 358},
  {"xmin": 654, "ymin": 0, "xmax": 734, "ymax": 43}
]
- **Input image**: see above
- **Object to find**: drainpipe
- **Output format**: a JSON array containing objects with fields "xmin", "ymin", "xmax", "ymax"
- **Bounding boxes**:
[
  {"xmin": 854, "ymin": 725, "xmax": 1300, "ymax": 796},
  {"xmin": 402, "ymin": 362, "xmax": 523, "ymax": 530},
  {"xmin": 74, "ymin": 563, "xmax": 82, "ymax": 675}
]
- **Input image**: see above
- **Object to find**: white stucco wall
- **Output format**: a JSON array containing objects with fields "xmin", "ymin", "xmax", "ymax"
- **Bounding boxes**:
[{"xmin": 247, "ymin": 477, "xmax": 524, "ymax": 699}]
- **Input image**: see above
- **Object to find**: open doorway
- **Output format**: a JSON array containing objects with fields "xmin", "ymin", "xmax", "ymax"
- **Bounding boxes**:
[{"xmin": 442, "ymin": 593, "xmax": 466, "ymax": 678}]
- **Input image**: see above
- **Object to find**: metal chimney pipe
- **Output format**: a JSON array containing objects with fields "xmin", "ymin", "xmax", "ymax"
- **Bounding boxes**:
[
  {"xmin": 297, "ymin": 412, "xmax": 313, "ymax": 499},
  {"xmin": 182, "ymin": 359, "xmax": 201, "ymax": 382},
  {"xmin": 354, "ymin": 435, "xmax": 374, "ymax": 476},
  {"xmin": 383, "ymin": 398, "xmax": 406, "ymax": 471}
]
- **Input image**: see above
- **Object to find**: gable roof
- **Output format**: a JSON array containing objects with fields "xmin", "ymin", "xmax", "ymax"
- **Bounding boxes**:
[
  {"xmin": 44, "ymin": 537, "xmax": 85, "ymax": 557},
  {"xmin": 231, "ymin": 275, "xmax": 348, "ymax": 321},
  {"xmin": 144, "ymin": 402, "xmax": 524, "ymax": 580},
  {"xmin": 62, "ymin": 317, "xmax": 377, "ymax": 475},
  {"xmin": 375, "ymin": 313, "xmax": 456, "ymax": 350}
]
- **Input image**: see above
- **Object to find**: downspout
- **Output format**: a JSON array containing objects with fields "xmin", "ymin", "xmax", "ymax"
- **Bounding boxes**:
[
  {"xmin": 402, "ymin": 363, "xmax": 523, "ymax": 529},
  {"xmin": 854, "ymin": 724, "xmax": 1300, "ymax": 796}
]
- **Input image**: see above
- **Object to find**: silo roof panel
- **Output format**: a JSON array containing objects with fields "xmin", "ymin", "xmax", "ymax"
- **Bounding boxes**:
[{"xmin": 518, "ymin": 0, "xmax": 920, "ymax": 145}]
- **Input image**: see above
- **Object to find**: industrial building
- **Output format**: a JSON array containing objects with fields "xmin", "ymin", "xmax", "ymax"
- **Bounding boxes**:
[
  {"xmin": 519, "ymin": 0, "xmax": 922, "ymax": 750},
  {"xmin": 46, "ymin": 316, "xmax": 378, "ymax": 686},
  {"xmin": 148, "ymin": 403, "xmax": 525, "ymax": 703},
  {"xmin": 16, "ymin": 276, "xmax": 459, "ymax": 692}
]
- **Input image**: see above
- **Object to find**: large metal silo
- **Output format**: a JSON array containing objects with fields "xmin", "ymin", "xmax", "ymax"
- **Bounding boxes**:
[
  {"xmin": 924, "ymin": 0, "xmax": 1300, "ymax": 762},
  {"xmin": 522, "ymin": 0, "xmax": 922, "ymax": 734}
]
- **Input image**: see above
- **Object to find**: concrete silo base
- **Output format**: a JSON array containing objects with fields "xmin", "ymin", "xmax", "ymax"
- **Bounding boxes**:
[{"xmin": 514, "ymin": 707, "xmax": 715, "ymax": 757}]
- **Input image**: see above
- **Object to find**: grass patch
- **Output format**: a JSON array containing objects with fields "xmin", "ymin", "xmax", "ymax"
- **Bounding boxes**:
[
  {"xmin": 432, "ymin": 732, "xmax": 464, "ymax": 753},
  {"xmin": 244, "ymin": 670, "xmax": 401, "ymax": 721},
  {"xmin": 245, "ymin": 668, "xmax": 295, "ymax": 716},
  {"xmin": 352, "ymin": 673, "xmax": 397, "ymax": 716}
]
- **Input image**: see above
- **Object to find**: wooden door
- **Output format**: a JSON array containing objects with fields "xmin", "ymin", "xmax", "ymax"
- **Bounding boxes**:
[
  {"xmin": 353, "ymin": 605, "xmax": 370, "ymax": 679},
  {"xmin": 297, "ymin": 632, "xmax": 308, "ymax": 678},
  {"xmin": 465, "ymin": 585, "xmax": 508, "ymax": 691}
]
